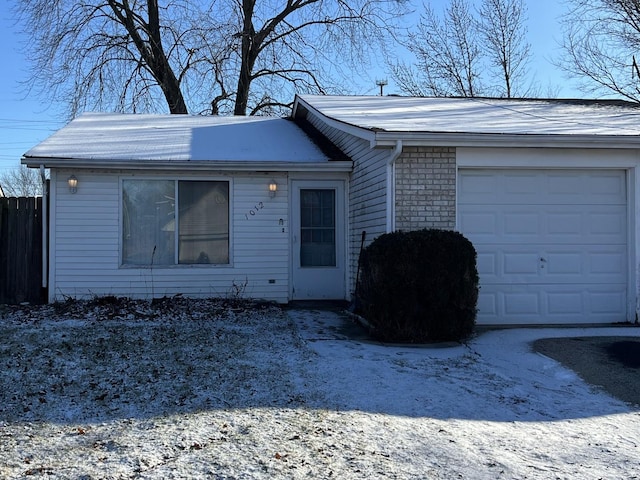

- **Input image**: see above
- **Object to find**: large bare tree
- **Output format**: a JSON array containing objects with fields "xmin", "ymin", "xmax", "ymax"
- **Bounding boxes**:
[
  {"xmin": 392, "ymin": 0, "xmax": 531, "ymax": 98},
  {"xmin": 15, "ymin": 0, "xmax": 405, "ymax": 117},
  {"xmin": 558, "ymin": 0, "xmax": 640, "ymax": 101}
]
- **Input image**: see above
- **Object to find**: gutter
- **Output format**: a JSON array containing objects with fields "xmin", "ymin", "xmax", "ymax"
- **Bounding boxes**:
[
  {"xmin": 21, "ymin": 158, "xmax": 353, "ymax": 173},
  {"xmin": 39, "ymin": 165, "xmax": 48, "ymax": 290},
  {"xmin": 371, "ymin": 131, "xmax": 640, "ymax": 149},
  {"xmin": 386, "ymin": 140, "xmax": 403, "ymax": 233}
]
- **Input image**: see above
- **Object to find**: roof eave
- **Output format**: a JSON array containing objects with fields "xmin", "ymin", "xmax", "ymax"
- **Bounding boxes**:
[
  {"xmin": 21, "ymin": 156, "xmax": 353, "ymax": 173},
  {"xmin": 371, "ymin": 131, "xmax": 640, "ymax": 149},
  {"xmin": 293, "ymin": 95, "xmax": 376, "ymax": 145}
]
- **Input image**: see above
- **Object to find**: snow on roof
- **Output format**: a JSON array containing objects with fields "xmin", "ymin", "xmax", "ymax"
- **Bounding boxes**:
[
  {"xmin": 23, "ymin": 113, "xmax": 330, "ymax": 163},
  {"xmin": 298, "ymin": 95, "xmax": 640, "ymax": 137}
]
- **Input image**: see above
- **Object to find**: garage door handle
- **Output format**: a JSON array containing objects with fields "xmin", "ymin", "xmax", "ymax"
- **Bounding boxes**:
[{"xmin": 540, "ymin": 257, "xmax": 546, "ymax": 262}]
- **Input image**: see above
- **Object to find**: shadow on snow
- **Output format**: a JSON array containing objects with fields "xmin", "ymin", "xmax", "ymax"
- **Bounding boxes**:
[{"xmin": 0, "ymin": 301, "xmax": 636, "ymax": 426}]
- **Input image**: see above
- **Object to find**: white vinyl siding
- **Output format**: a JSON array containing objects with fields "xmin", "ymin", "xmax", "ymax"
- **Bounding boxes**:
[
  {"xmin": 306, "ymin": 114, "xmax": 389, "ymax": 298},
  {"xmin": 49, "ymin": 170, "xmax": 289, "ymax": 302}
]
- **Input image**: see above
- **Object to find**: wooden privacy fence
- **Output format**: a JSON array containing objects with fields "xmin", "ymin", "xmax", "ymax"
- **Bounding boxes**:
[{"xmin": 0, "ymin": 197, "xmax": 46, "ymax": 304}]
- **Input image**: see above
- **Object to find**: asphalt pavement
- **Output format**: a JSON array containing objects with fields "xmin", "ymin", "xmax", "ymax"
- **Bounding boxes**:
[{"xmin": 533, "ymin": 336, "xmax": 640, "ymax": 407}]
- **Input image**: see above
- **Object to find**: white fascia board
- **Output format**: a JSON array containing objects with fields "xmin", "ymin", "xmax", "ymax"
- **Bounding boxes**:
[
  {"xmin": 21, "ymin": 157, "xmax": 353, "ymax": 173},
  {"xmin": 371, "ymin": 131, "xmax": 640, "ymax": 149},
  {"xmin": 457, "ymin": 146, "xmax": 640, "ymax": 168}
]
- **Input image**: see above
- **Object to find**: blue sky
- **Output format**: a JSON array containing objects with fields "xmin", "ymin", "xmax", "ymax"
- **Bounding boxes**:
[{"xmin": 0, "ymin": 0, "xmax": 580, "ymax": 175}]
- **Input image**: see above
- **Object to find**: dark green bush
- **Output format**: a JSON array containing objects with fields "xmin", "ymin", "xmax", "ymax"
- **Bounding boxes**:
[{"xmin": 356, "ymin": 229, "xmax": 478, "ymax": 343}]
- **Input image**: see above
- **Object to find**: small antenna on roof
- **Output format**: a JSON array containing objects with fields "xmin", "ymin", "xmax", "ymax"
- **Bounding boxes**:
[{"xmin": 375, "ymin": 79, "xmax": 388, "ymax": 96}]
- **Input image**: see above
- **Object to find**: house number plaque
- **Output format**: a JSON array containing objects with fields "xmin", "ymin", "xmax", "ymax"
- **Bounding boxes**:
[{"xmin": 244, "ymin": 201, "xmax": 264, "ymax": 220}]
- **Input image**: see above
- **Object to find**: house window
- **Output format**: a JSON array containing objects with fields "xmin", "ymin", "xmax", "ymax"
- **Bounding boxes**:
[{"xmin": 122, "ymin": 179, "xmax": 229, "ymax": 265}]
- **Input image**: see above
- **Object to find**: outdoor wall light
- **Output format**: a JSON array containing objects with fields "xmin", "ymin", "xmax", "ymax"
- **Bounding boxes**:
[
  {"xmin": 269, "ymin": 180, "xmax": 277, "ymax": 198},
  {"xmin": 68, "ymin": 175, "xmax": 78, "ymax": 194}
]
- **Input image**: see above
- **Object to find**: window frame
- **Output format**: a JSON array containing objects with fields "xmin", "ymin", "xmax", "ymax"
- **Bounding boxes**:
[{"xmin": 120, "ymin": 176, "xmax": 233, "ymax": 268}]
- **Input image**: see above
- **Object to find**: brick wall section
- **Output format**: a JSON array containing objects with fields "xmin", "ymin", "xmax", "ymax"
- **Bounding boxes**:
[{"xmin": 395, "ymin": 146, "xmax": 456, "ymax": 230}]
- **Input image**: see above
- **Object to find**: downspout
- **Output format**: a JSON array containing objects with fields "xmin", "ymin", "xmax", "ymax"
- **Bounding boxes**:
[
  {"xmin": 39, "ymin": 165, "xmax": 48, "ymax": 290},
  {"xmin": 386, "ymin": 140, "xmax": 403, "ymax": 233}
]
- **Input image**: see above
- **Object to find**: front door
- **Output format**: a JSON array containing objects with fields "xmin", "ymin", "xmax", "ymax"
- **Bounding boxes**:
[{"xmin": 291, "ymin": 180, "xmax": 346, "ymax": 300}]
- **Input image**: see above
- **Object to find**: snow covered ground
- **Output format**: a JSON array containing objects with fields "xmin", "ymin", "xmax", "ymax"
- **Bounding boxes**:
[{"xmin": 1, "ymin": 298, "xmax": 639, "ymax": 479}]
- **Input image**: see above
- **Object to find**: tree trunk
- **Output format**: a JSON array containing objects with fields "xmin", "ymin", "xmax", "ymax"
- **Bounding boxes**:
[
  {"xmin": 147, "ymin": 0, "xmax": 188, "ymax": 114},
  {"xmin": 234, "ymin": 0, "xmax": 256, "ymax": 116},
  {"xmin": 157, "ymin": 68, "xmax": 188, "ymax": 114}
]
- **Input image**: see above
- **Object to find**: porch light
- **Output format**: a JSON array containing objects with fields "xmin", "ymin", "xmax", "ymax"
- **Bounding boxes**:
[
  {"xmin": 68, "ymin": 175, "xmax": 78, "ymax": 194},
  {"xmin": 269, "ymin": 180, "xmax": 277, "ymax": 197}
]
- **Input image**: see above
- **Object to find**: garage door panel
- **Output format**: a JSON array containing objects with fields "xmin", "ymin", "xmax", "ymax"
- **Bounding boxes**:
[
  {"xmin": 544, "ymin": 245, "xmax": 626, "ymax": 282},
  {"xmin": 476, "ymin": 252, "xmax": 498, "ymax": 277},
  {"xmin": 589, "ymin": 249, "xmax": 627, "ymax": 275},
  {"xmin": 590, "ymin": 290, "xmax": 627, "ymax": 314},
  {"xmin": 462, "ymin": 207, "xmax": 544, "ymax": 243},
  {"xmin": 505, "ymin": 174, "xmax": 541, "ymax": 195},
  {"xmin": 462, "ymin": 204, "xmax": 625, "ymax": 244},
  {"xmin": 545, "ymin": 252, "xmax": 582, "ymax": 275},
  {"xmin": 544, "ymin": 172, "xmax": 625, "ymax": 203},
  {"xmin": 589, "ymin": 210, "xmax": 626, "ymax": 237},
  {"xmin": 458, "ymin": 211, "xmax": 498, "ymax": 237},
  {"xmin": 546, "ymin": 212, "xmax": 582, "ymax": 236},
  {"xmin": 458, "ymin": 173, "xmax": 498, "ymax": 198},
  {"xmin": 503, "ymin": 252, "xmax": 539, "ymax": 275},
  {"xmin": 503, "ymin": 212, "xmax": 541, "ymax": 235},
  {"xmin": 547, "ymin": 291, "xmax": 583, "ymax": 315},
  {"xmin": 475, "ymin": 244, "xmax": 626, "ymax": 285},
  {"xmin": 504, "ymin": 292, "xmax": 540, "ymax": 315},
  {"xmin": 461, "ymin": 170, "xmax": 626, "ymax": 205},
  {"xmin": 477, "ymin": 284, "xmax": 627, "ymax": 324},
  {"xmin": 548, "ymin": 205, "xmax": 626, "ymax": 243},
  {"xmin": 459, "ymin": 168, "xmax": 627, "ymax": 325},
  {"xmin": 477, "ymin": 292, "xmax": 498, "ymax": 316},
  {"xmin": 581, "ymin": 172, "xmax": 626, "ymax": 201}
]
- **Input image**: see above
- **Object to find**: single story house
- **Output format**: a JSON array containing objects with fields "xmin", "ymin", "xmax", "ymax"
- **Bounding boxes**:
[
  {"xmin": 22, "ymin": 114, "xmax": 351, "ymax": 305},
  {"xmin": 23, "ymin": 95, "xmax": 640, "ymax": 325}
]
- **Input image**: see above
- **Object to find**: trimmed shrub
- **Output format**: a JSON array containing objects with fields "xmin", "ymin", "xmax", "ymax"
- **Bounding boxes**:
[{"xmin": 356, "ymin": 229, "xmax": 478, "ymax": 343}]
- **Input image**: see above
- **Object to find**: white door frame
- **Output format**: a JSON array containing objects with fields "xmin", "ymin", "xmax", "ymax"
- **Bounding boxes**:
[{"xmin": 290, "ymin": 179, "xmax": 347, "ymax": 300}]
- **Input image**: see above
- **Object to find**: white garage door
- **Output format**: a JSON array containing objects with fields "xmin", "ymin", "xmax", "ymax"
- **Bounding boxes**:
[{"xmin": 458, "ymin": 169, "xmax": 628, "ymax": 325}]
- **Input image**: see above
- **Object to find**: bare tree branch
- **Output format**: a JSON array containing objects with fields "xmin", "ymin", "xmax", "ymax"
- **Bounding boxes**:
[
  {"xmin": 15, "ymin": 0, "xmax": 407, "ymax": 117},
  {"xmin": 392, "ymin": 0, "xmax": 532, "ymax": 98},
  {"xmin": 557, "ymin": 0, "xmax": 640, "ymax": 101},
  {"xmin": 477, "ymin": 0, "xmax": 531, "ymax": 97},
  {"xmin": 397, "ymin": 0, "xmax": 483, "ymax": 97},
  {"xmin": 0, "ymin": 166, "xmax": 43, "ymax": 197}
]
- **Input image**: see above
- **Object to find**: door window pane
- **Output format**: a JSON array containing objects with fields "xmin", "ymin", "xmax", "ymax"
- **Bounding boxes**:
[{"xmin": 300, "ymin": 189, "xmax": 336, "ymax": 267}]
